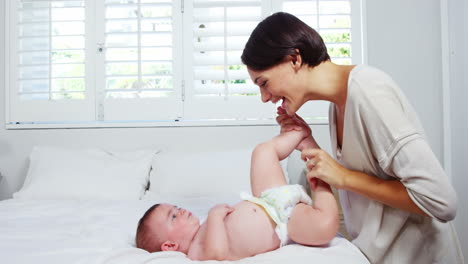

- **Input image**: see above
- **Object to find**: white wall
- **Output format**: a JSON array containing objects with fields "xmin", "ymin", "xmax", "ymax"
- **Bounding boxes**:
[
  {"xmin": 365, "ymin": 0, "xmax": 467, "ymax": 254},
  {"xmin": 0, "ymin": 1, "xmax": 331, "ymax": 199},
  {"xmin": 449, "ymin": 0, "xmax": 468, "ymax": 257},
  {"xmin": 365, "ymin": 0, "xmax": 444, "ymax": 160}
]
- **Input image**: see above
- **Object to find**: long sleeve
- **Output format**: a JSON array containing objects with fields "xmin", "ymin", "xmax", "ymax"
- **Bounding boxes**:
[{"xmin": 387, "ymin": 138, "xmax": 457, "ymax": 222}]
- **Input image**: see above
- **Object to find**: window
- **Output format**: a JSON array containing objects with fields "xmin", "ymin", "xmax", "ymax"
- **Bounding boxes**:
[
  {"xmin": 5, "ymin": 0, "xmax": 364, "ymax": 128},
  {"xmin": 99, "ymin": 0, "xmax": 183, "ymax": 121},
  {"xmin": 184, "ymin": 0, "xmax": 273, "ymax": 121},
  {"xmin": 7, "ymin": 0, "xmax": 94, "ymax": 123},
  {"xmin": 281, "ymin": 0, "xmax": 364, "ymax": 120}
]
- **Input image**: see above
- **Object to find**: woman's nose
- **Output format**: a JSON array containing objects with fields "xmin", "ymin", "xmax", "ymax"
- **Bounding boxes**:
[{"xmin": 260, "ymin": 88, "xmax": 271, "ymax": 103}]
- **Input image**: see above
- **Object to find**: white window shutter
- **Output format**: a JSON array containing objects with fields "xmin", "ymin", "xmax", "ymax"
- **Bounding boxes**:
[
  {"xmin": 8, "ymin": 0, "xmax": 95, "ymax": 123},
  {"xmin": 183, "ymin": 0, "xmax": 277, "ymax": 122},
  {"xmin": 6, "ymin": 0, "xmax": 363, "ymax": 127},
  {"xmin": 99, "ymin": 0, "xmax": 183, "ymax": 121}
]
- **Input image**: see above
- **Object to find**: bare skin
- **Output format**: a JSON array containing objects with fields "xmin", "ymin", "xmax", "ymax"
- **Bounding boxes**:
[
  {"xmin": 147, "ymin": 113, "xmax": 339, "ymax": 260},
  {"xmin": 187, "ymin": 201, "xmax": 280, "ymax": 260},
  {"xmin": 248, "ymin": 55, "xmax": 428, "ymax": 217}
]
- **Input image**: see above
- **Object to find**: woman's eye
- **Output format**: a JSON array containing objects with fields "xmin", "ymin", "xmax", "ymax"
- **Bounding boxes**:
[
  {"xmin": 172, "ymin": 214, "xmax": 177, "ymax": 220},
  {"xmin": 261, "ymin": 81, "xmax": 267, "ymax": 87}
]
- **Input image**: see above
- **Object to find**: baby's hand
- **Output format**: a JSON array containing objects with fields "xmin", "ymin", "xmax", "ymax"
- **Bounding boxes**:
[{"xmin": 209, "ymin": 204, "xmax": 234, "ymax": 219}]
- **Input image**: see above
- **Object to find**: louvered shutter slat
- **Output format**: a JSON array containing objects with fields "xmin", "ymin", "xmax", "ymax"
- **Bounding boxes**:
[
  {"xmin": 283, "ymin": 0, "xmax": 352, "ymax": 120},
  {"xmin": 18, "ymin": 0, "xmax": 86, "ymax": 100},
  {"xmin": 192, "ymin": 0, "xmax": 261, "ymax": 100},
  {"xmin": 104, "ymin": 0, "xmax": 175, "ymax": 98}
]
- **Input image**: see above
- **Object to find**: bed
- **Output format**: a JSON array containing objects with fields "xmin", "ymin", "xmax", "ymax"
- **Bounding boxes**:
[{"xmin": 0, "ymin": 145, "xmax": 370, "ymax": 264}]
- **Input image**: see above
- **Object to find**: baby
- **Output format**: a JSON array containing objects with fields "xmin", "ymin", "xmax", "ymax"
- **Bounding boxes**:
[{"xmin": 135, "ymin": 108, "xmax": 339, "ymax": 261}]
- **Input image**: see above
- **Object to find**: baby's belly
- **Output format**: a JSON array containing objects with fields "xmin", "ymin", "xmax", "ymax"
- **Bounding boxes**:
[{"xmin": 225, "ymin": 201, "xmax": 280, "ymax": 259}]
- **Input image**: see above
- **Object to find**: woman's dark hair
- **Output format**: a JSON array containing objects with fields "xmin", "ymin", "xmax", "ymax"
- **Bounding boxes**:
[{"xmin": 241, "ymin": 12, "xmax": 330, "ymax": 71}]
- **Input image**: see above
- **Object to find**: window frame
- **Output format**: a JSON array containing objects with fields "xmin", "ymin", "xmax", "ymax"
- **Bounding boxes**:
[
  {"xmin": 98, "ymin": 0, "xmax": 185, "ymax": 122},
  {"xmin": 6, "ymin": 0, "xmax": 96, "ymax": 125},
  {"xmin": 5, "ymin": 0, "xmax": 366, "ymax": 129}
]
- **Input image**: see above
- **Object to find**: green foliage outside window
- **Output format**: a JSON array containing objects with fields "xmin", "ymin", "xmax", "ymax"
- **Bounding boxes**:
[
  {"xmin": 327, "ymin": 46, "xmax": 351, "ymax": 57},
  {"xmin": 322, "ymin": 32, "xmax": 350, "ymax": 43}
]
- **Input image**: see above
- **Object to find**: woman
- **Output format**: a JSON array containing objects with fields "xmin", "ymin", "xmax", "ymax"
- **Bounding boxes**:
[{"xmin": 241, "ymin": 12, "xmax": 463, "ymax": 264}]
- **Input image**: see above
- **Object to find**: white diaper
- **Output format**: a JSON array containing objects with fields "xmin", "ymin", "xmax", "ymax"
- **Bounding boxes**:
[{"xmin": 240, "ymin": 184, "xmax": 312, "ymax": 246}]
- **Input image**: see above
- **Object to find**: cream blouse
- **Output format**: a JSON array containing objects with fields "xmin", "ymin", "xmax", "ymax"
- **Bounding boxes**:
[{"xmin": 328, "ymin": 65, "xmax": 463, "ymax": 264}]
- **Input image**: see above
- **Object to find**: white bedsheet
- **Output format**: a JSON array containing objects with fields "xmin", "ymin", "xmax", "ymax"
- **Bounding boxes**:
[{"xmin": 0, "ymin": 197, "xmax": 370, "ymax": 264}]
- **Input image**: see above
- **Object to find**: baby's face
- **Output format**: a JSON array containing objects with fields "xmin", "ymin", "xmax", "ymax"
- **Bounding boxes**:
[{"xmin": 151, "ymin": 203, "xmax": 200, "ymax": 246}]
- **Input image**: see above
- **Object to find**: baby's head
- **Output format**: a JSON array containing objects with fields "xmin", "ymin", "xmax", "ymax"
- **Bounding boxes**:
[{"xmin": 136, "ymin": 203, "xmax": 200, "ymax": 253}]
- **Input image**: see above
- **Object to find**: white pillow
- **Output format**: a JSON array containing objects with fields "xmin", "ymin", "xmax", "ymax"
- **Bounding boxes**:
[
  {"xmin": 144, "ymin": 148, "xmax": 289, "ymax": 199},
  {"xmin": 13, "ymin": 146, "xmax": 158, "ymax": 200}
]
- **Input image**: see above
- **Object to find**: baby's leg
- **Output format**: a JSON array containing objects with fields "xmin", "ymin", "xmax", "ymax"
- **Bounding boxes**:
[
  {"xmin": 250, "ymin": 142, "xmax": 287, "ymax": 197},
  {"xmin": 250, "ymin": 130, "xmax": 304, "ymax": 197},
  {"xmin": 287, "ymin": 181, "xmax": 339, "ymax": 246}
]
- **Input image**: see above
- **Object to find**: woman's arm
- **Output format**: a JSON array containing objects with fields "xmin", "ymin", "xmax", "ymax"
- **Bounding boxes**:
[
  {"xmin": 387, "ymin": 139, "xmax": 456, "ymax": 221},
  {"xmin": 341, "ymin": 167, "xmax": 429, "ymax": 216},
  {"xmin": 301, "ymin": 147, "xmax": 430, "ymax": 217},
  {"xmin": 276, "ymin": 108, "xmax": 452, "ymax": 218}
]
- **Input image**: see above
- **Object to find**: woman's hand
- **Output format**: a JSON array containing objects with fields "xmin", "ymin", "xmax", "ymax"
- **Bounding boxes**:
[
  {"xmin": 276, "ymin": 107, "xmax": 318, "ymax": 151},
  {"xmin": 301, "ymin": 148, "xmax": 349, "ymax": 190}
]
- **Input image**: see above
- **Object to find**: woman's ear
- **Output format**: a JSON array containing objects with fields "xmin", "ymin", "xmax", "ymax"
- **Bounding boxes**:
[
  {"xmin": 161, "ymin": 241, "xmax": 179, "ymax": 251},
  {"xmin": 289, "ymin": 49, "xmax": 303, "ymax": 71}
]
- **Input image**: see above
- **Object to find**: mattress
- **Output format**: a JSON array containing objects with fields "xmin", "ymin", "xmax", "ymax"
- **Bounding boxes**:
[{"xmin": 0, "ymin": 196, "xmax": 370, "ymax": 264}]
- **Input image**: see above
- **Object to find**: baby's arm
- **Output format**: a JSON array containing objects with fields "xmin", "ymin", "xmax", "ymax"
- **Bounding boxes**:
[{"xmin": 199, "ymin": 204, "xmax": 233, "ymax": 261}]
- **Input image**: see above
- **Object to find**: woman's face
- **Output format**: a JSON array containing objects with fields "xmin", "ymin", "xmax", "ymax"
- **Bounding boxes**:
[{"xmin": 248, "ymin": 61, "xmax": 304, "ymax": 116}]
